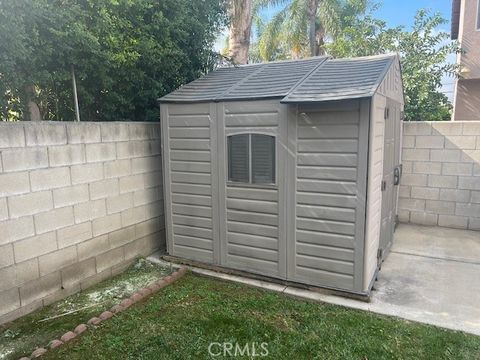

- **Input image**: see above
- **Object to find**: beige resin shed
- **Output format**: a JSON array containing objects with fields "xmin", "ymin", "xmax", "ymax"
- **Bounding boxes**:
[{"xmin": 159, "ymin": 54, "xmax": 404, "ymax": 295}]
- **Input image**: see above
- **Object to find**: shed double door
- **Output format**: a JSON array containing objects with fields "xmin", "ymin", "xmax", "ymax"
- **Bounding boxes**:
[{"xmin": 217, "ymin": 100, "xmax": 367, "ymax": 292}]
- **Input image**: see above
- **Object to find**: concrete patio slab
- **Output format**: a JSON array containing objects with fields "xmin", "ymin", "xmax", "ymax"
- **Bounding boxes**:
[
  {"xmin": 148, "ymin": 223, "xmax": 480, "ymax": 336},
  {"xmin": 391, "ymin": 224, "xmax": 480, "ymax": 264},
  {"xmin": 372, "ymin": 224, "xmax": 480, "ymax": 335}
]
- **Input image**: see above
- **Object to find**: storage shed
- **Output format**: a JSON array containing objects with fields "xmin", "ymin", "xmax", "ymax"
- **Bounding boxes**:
[{"xmin": 159, "ymin": 54, "xmax": 404, "ymax": 295}]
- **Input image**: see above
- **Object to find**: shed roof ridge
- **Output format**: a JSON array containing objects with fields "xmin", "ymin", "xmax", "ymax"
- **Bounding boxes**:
[
  {"xmin": 232, "ymin": 56, "xmax": 327, "ymax": 67},
  {"xmin": 328, "ymin": 53, "xmax": 397, "ymax": 62},
  {"xmin": 218, "ymin": 63, "xmax": 268, "ymax": 100},
  {"xmin": 280, "ymin": 56, "xmax": 331, "ymax": 102}
]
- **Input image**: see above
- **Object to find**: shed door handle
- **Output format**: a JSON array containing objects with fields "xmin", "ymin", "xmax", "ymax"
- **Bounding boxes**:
[{"xmin": 394, "ymin": 166, "xmax": 401, "ymax": 186}]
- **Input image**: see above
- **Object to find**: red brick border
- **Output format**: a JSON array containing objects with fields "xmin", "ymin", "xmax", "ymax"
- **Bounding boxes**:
[{"xmin": 22, "ymin": 266, "xmax": 187, "ymax": 359}]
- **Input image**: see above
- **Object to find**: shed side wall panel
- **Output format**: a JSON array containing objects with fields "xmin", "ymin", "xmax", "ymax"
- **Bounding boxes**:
[
  {"xmin": 364, "ymin": 60, "xmax": 404, "ymax": 291},
  {"xmin": 164, "ymin": 103, "xmax": 216, "ymax": 263},
  {"xmin": 363, "ymin": 94, "xmax": 385, "ymax": 291},
  {"xmin": 291, "ymin": 101, "xmax": 364, "ymax": 291}
]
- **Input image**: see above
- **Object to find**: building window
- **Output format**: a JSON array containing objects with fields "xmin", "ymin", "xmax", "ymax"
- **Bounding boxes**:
[{"xmin": 227, "ymin": 134, "xmax": 275, "ymax": 185}]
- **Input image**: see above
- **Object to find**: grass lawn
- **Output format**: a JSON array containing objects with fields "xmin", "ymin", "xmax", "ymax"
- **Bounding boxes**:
[{"xmin": 39, "ymin": 273, "xmax": 480, "ymax": 360}]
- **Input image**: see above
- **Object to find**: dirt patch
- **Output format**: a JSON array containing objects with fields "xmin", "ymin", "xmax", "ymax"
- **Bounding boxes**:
[{"xmin": 0, "ymin": 258, "xmax": 172, "ymax": 360}]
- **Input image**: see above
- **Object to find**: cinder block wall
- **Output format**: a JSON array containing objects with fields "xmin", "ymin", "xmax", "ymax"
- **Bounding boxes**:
[
  {"xmin": 0, "ymin": 122, "xmax": 164, "ymax": 324},
  {"xmin": 399, "ymin": 121, "xmax": 480, "ymax": 230}
]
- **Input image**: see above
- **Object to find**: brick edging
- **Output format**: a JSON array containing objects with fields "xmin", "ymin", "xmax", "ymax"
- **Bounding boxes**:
[{"xmin": 20, "ymin": 267, "xmax": 187, "ymax": 359}]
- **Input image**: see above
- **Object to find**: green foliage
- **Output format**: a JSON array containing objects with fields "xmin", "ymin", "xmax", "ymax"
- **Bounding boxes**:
[
  {"xmin": 325, "ymin": 8, "xmax": 458, "ymax": 121},
  {"xmin": 323, "ymin": 3, "xmax": 401, "ymax": 58},
  {"xmin": 0, "ymin": 0, "xmax": 227, "ymax": 121},
  {"xmin": 252, "ymin": 0, "xmax": 367, "ymax": 61},
  {"xmin": 397, "ymin": 10, "xmax": 457, "ymax": 121}
]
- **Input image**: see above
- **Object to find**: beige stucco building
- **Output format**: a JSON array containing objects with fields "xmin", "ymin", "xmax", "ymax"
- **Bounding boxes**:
[{"xmin": 452, "ymin": 0, "xmax": 480, "ymax": 120}]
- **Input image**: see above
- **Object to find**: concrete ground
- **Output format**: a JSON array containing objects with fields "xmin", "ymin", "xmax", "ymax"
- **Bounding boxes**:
[
  {"xmin": 148, "ymin": 224, "xmax": 480, "ymax": 336},
  {"xmin": 371, "ymin": 224, "xmax": 480, "ymax": 335}
]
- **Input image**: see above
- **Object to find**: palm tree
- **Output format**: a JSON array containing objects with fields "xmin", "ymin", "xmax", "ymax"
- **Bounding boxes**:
[
  {"xmin": 228, "ymin": 0, "xmax": 254, "ymax": 64},
  {"xmin": 307, "ymin": 0, "xmax": 321, "ymax": 56},
  {"xmin": 253, "ymin": 0, "xmax": 367, "ymax": 61}
]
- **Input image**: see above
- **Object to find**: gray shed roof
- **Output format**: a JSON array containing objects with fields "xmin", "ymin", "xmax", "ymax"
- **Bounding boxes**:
[{"xmin": 159, "ymin": 54, "xmax": 397, "ymax": 104}]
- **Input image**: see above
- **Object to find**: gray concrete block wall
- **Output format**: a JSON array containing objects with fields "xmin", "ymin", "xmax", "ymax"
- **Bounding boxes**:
[
  {"xmin": 0, "ymin": 122, "xmax": 164, "ymax": 324},
  {"xmin": 399, "ymin": 121, "xmax": 480, "ymax": 230}
]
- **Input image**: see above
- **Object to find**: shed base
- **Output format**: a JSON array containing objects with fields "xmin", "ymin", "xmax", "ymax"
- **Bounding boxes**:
[{"xmin": 161, "ymin": 255, "xmax": 371, "ymax": 302}]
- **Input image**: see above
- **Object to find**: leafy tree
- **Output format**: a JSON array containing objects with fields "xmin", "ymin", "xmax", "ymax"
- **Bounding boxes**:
[
  {"xmin": 252, "ymin": 0, "xmax": 367, "ymax": 61},
  {"xmin": 323, "ymin": 3, "xmax": 401, "ymax": 58},
  {"xmin": 326, "ymin": 8, "xmax": 457, "ymax": 121},
  {"xmin": 0, "ymin": 0, "xmax": 91, "ymax": 120},
  {"xmin": 0, "ymin": 0, "xmax": 227, "ymax": 121},
  {"xmin": 396, "ymin": 10, "xmax": 457, "ymax": 121}
]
